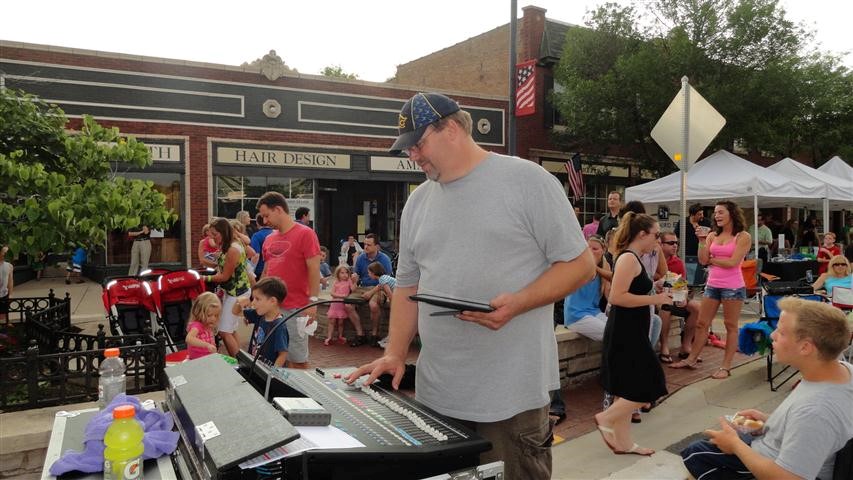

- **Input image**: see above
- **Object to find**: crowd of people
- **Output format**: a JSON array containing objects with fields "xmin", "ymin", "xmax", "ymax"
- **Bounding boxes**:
[{"xmin": 157, "ymin": 91, "xmax": 853, "ymax": 478}]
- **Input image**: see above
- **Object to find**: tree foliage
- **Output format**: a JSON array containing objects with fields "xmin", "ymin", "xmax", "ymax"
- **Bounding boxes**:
[
  {"xmin": 321, "ymin": 65, "xmax": 359, "ymax": 80},
  {"xmin": 0, "ymin": 89, "xmax": 177, "ymax": 260},
  {"xmin": 553, "ymin": 0, "xmax": 852, "ymax": 175}
]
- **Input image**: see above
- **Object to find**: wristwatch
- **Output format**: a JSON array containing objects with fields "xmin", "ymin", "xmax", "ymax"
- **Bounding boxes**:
[{"xmin": 309, "ymin": 296, "xmax": 320, "ymax": 302}]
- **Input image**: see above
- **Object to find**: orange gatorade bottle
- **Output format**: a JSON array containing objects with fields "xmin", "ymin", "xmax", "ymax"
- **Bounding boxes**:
[{"xmin": 103, "ymin": 404, "xmax": 144, "ymax": 480}]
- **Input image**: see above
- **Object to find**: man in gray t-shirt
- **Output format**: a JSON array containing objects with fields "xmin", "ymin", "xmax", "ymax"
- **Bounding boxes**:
[
  {"xmin": 347, "ymin": 92, "xmax": 594, "ymax": 479},
  {"xmin": 681, "ymin": 297, "xmax": 853, "ymax": 480}
]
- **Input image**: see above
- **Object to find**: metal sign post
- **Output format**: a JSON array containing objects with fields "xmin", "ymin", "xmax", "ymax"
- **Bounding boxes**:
[{"xmin": 651, "ymin": 77, "xmax": 726, "ymax": 260}]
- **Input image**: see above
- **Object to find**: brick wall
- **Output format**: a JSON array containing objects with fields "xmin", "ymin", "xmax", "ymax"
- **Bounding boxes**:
[{"xmin": 392, "ymin": 24, "xmax": 512, "ymax": 97}]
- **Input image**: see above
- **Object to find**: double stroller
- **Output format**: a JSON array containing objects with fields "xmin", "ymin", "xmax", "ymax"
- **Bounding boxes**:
[{"xmin": 102, "ymin": 269, "xmax": 206, "ymax": 352}]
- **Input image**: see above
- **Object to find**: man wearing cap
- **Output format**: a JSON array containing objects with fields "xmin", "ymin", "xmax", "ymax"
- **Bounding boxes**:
[{"xmin": 348, "ymin": 92, "xmax": 594, "ymax": 478}]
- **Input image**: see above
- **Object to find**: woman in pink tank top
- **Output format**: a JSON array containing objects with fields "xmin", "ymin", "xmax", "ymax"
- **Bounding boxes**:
[{"xmin": 671, "ymin": 201, "xmax": 751, "ymax": 379}]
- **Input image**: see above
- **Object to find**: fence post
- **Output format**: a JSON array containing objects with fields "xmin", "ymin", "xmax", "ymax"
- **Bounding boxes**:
[
  {"xmin": 96, "ymin": 324, "xmax": 106, "ymax": 349},
  {"xmin": 25, "ymin": 340, "xmax": 39, "ymax": 410},
  {"xmin": 48, "ymin": 288, "xmax": 56, "ymax": 307},
  {"xmin": 62, "ymin": 292, "xmax": 71, "ymax": 331}
]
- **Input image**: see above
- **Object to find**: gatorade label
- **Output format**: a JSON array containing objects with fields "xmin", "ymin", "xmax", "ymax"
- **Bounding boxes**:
[{"xmin": 124, "ymin": 457, "xmax": 141, "ymax": 479}]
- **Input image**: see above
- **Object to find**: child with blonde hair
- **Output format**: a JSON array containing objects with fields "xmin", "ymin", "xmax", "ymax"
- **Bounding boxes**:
[
  {"xmin": 326, "ymin": 264, "xmax": 360, "ymax": 346},
  {"xmin": 186, "ymin": 292, "xmax": 221, "ymax": 359}
]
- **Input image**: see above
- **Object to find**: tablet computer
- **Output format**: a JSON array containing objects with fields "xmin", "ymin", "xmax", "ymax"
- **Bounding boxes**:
[{"xmin": 409, "ymin": 293, "xmax": 495, "ymax": 313}]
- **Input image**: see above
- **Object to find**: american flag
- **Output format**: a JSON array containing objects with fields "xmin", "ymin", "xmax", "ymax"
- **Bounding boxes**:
[
  {"xmin": 515, "ymin": 60, "xmax": 536, "ymax": 117},
  {"xmin": 565, "ymin": 153, "xmax": 584, "ymax": 203}
]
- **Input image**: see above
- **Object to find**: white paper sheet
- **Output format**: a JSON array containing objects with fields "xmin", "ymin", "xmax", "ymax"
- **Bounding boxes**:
[{"xmin": 238, "ymin": 425, "xmax": 364, "ymax": 469}]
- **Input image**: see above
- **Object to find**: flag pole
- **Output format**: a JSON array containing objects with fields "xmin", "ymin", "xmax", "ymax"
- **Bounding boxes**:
[{"xmin": 508, "ymin": 0, "xmax": 517, "ymax": 156}]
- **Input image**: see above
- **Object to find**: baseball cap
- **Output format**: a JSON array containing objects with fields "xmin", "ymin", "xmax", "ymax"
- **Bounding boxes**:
[{"xmin": 389, "ymin": 92, "xmax": 460, "ymax": 154}]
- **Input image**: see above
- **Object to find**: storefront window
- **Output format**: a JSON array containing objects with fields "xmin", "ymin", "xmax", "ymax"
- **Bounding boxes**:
[
  {"xmin": 107, "ymin": 172, "xmax": 183, "ymax": 265},
  {"xmin": 216, "ymin": 176, "xmax": 314, "ymax": 219}
]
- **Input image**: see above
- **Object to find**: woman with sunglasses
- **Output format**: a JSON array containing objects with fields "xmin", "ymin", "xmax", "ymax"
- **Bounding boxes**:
[
  {"xmin": 671, "ymin": 201, "xmax": 751, "ymax": 380},
  {"xmin": 812, "ymin": 255, "xmax": 851, "ymax": 297}
]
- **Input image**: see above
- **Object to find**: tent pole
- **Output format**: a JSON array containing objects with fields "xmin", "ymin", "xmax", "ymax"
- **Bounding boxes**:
[
  {"xmin": 754, "ymin": 195, "xmax": 759, "ymax": 258},
  {"xmin": 822, "ymin": 198, "xmax": 829, "ymax": 238}
]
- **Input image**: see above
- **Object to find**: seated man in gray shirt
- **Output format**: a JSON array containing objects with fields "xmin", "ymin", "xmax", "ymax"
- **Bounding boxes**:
[{"xmin": 681, "ymin": 297, "xmax": 853, "ymax": 480}]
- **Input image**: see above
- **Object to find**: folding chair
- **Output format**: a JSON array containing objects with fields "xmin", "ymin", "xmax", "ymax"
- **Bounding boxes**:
[
  {"xmin": 740, "ymin": 258, "xmax": 764, "ymax": 316},
  {"xmin": 830, "ymin": 286, "xmax": 853, "ymax": 363},
  {"xmin": 760, "ymin": 293, "xmax": 827, "ymax": 391}
]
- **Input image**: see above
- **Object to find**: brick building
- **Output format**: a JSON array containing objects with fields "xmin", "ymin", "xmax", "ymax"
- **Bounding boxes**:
[
  {"xmin": 0, "ymin": 42, "xmax": 507, "ymax": 277},
  {"xmin": 392, "ymin": 5, "xmax": 652, "ymax": 219}
]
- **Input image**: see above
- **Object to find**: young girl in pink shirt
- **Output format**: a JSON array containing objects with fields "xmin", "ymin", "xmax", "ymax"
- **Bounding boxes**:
[
  {"xmin": 186, "ymin": 292, "xmax": 221, "ymax": 359},
  {"xmin": 325, "ymin": 265, "xmax": 359, "ymax": 345}
]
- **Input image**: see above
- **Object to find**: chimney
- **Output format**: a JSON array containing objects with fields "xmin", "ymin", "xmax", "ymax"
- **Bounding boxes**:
[{"xmin": 520, "ymin": 5, "xmax": 547, "ymax": 63}]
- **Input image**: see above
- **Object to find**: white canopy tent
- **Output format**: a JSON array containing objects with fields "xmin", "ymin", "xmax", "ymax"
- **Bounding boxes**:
[
  {"xmin": 768, "ymin": 158, "xmax": 853, "ymax": 230},
  {"xmin": 625, "ymin": 150, "xmax": 824, "ymax": 256},
  {"xmin": 817, "ymin": 156, "xmax": 853, "ymax": 183}
]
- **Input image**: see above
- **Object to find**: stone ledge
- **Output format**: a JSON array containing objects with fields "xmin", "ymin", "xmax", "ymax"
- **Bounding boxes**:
[{"xmin": 556, "ymin": 317, "xmax": 684, "ymax": 387}]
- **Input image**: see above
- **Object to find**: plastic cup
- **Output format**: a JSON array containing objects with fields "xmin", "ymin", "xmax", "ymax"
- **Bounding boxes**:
[
  {"xmin": 672, "ymin": 289, "xmax": 688, "ymax": 305},
  {"xmin": 696, "ymin": 226, "xmax": 711, "ymax": 237}
]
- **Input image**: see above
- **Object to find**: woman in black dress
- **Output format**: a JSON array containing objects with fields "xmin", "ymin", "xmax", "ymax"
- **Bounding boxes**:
[{"xmin": 594, "ymin": 212, "xmax": 672, "ymax": 456}]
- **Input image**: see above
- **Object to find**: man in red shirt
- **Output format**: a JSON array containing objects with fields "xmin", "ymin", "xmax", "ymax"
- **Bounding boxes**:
[
  {"xmin": 257, "ymin": 192, "xmax": 322, "ymax": 368},
  {"xmin": 658, "ymin": 231, "xmax": 700, "ymax": 363}
]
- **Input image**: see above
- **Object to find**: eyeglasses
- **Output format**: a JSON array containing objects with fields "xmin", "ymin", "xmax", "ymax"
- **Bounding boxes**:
[
  {"xmin": 404, "ymin": 127, "xmax": 436, "ymax": 156},
  {"xmin": 653, "ymin": 232, "xmax": 661, "ymax": 239},
  {"xmin": 661, "ymin": 241, "xmax": 678, "ymax": 245}
]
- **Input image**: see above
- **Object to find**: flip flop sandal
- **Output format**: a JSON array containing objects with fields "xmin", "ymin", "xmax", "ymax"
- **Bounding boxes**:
[
  {"xmin": 711, "ymin": 367, "xmax": 732, "ymax": 379},
  {"xmin": 669, "ymin": 360, "xmax": 699, "ymax": 369},
  {"xmin": 658, "ymin": 353, "xmax": 673, "ymax": 364},
  {"xmin": 631, "ymin": 413, "xmax": 642, "ymax": 423},
  {"xmin": 615, "ymin": 443, "xmax": 655, "ymax": 456},
  {"xmin": 594, "ymin": 420, "xmax": 620, "ymax": 453}
]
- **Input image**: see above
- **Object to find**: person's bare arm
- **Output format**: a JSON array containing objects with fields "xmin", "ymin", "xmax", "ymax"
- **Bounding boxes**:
[
  {"xmin": 706, "ymin": 419, "xmax": 799, "ymax": 480},
  {"xmin": 654, "ymin": 245, "xmax": 667, "ymax": 280},
  {"xmin": 811, "ymin": 273, "xmax": 827, "ymax": 291},
  {"xmin": 346, "ymin": 285, "xmax": 419, "ymax": 389},
  {"xmin": 459, "ymin": 250, "xmax": 596, "ymax": 331},
  {"xmin": 709, "ymin": 233, "xmax": 752, "ymax": 268},
  {"xmin": 186, "ymin": 326, "xmax": 216, "ymax": 352},
  {"xmin": 274, "ymin": 351, "xmax": 287, "ymax": 368},
  {"xmin": 207, "ymin": 246, "xmax": 240, "ymax": 283},
  {"xmin": 698, "ymin": 233, "xmax": 714, "ymax": 265}
]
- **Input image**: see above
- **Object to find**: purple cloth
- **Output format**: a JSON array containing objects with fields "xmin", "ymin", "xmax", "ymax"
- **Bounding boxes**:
[{"xmin": 49, "ymin": 394, "xmax": 179, "ymax": 475}]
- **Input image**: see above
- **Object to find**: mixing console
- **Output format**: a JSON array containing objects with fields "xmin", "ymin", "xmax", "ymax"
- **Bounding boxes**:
[{"xmin": 236, "ymin": 351, "xmax": 491, "ymax": 479}]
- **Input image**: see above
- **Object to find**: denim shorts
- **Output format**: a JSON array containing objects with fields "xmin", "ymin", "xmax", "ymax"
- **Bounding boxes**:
[{"xmin": 703, "ymin": 286, "xmax": 747, "ymax": 301}]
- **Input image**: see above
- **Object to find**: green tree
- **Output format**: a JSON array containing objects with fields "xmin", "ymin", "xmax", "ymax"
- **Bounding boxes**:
[
  {"xmin": 0, "ymin": 88, "xmax": 177, "ymax": 260},
  {"xmin": 553, "ymin": 0, "xmax": 852, "ymax": 174},
  {"xmin": 321, "ymin": 65, "xmax": 359, "ymax": 80}
]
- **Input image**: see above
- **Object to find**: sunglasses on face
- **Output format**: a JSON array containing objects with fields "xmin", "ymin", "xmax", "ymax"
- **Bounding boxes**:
[
  {"xmin": 661, "ymin": 241, "xmax": 678, "ymax": 246},
  {"xmin": 832, "ymin": 264, "xmax": 847, "ymax": 267}
]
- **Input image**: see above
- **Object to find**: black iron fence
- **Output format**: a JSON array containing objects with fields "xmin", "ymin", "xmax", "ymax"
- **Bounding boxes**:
[
  {"xmin": 0, "ymin": 290, "xmax": 166, "ymax": 412},
  {"xmin": 6, "ymin": 289, "xmax": 71, "ymax": 330},
  {"xmin": 0, "ymin": 327, "xmax": 166, "ymax": 412}
]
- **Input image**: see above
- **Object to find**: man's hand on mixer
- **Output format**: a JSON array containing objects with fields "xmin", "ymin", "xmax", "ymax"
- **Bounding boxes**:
[{"xmin": 346, "ymin": 354, "xmax": 407, "ymax": 390}]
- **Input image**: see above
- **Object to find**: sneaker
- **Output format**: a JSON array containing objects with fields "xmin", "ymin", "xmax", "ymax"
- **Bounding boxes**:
[{"xmin": 349, "ymin": 335, "xmax": 366, "ymax": 347}]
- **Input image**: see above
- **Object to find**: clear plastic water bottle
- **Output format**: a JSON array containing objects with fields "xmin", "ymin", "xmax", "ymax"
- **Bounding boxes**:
[{"xmin": 99, "ymin": 348, "xmax": 126, "ymax": 409}]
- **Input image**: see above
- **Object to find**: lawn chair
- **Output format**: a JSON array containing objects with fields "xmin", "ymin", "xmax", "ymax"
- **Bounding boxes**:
[
  {"xmin": 756, "ymin": 293, "xmax": 827, "ymax": 391},
  {"xmin": 149, "ymin": 269, "xmax": 206, "ymax": 352},
  {"xmin": 102, "ymin": 277, "xmax": 157, "ymax": 336},
  {"xmin": 829, "ymin": 286, "xmax": 853, "ymax": 363},
  {"xmin": 740, "ymin": 258, "xmax": 764, "ymax": 316}
]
